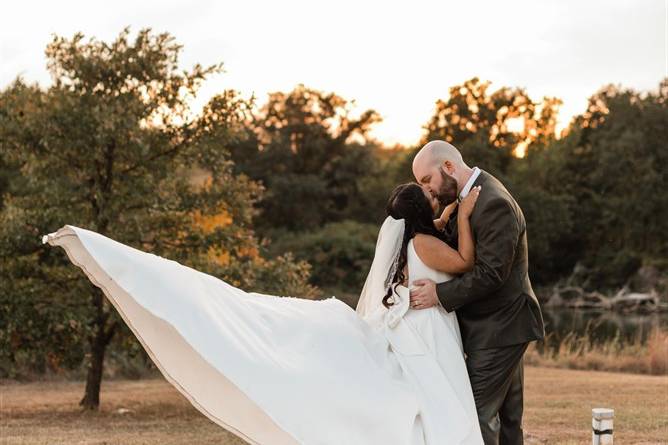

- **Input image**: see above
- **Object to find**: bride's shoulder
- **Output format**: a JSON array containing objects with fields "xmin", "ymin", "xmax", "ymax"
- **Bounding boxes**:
[
  {"xmin": 412, "ymin": 233, "xmax": 449, "ymax": 255},
  {"xmin": 410, "ymin": 234, "xmax": 459, "ymax": 278},
  {"xmin": 413, "ymin": 233, "xmax": 447, "ymax": 246}
]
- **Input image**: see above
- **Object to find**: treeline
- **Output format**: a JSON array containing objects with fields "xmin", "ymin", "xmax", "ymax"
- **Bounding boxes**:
[
  {"xmin": 0, "ymin": 28, "xmax": 666, "ymax": 402},
  {"xmin": 231, "ymin": 78, "xmax": 667, "ymax": 297}
]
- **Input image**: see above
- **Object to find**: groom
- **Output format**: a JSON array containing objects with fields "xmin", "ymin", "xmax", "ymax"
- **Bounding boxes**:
[{"xmin": 409, "ymin": 140, "xmax": 545, "ymax": 445}]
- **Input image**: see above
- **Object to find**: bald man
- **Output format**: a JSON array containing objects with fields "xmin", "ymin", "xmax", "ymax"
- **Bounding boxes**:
[{"xmin": 409, "ymin": 140, "xmax": 545, "ymax": 445}]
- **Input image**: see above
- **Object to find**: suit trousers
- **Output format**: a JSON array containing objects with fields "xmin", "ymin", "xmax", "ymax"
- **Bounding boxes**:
[{"xmin": 465, "ymin": 342, "xmax": 529, "ymax": 445}]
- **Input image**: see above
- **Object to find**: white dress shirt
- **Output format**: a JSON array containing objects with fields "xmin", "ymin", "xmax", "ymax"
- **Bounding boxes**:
[{"xmin": 458, "ymin": 167, "xmax": 481, "ymax": 202}]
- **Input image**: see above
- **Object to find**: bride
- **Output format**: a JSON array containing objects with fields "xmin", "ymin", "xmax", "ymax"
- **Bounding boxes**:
[{"xmin": 42, "ymin": 182, "xmax": 483, "ymax": 445}]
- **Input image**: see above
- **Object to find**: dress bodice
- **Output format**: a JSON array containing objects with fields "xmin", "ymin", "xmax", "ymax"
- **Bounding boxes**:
[{"xmin": 407, "ymin": 237, "xmax": 454, "ymax": 287}]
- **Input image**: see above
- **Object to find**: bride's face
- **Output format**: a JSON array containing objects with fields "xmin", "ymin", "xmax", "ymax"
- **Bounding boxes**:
[{"xmin": 422, "ymin": 186, "xmax": 439, "ymax": 216}]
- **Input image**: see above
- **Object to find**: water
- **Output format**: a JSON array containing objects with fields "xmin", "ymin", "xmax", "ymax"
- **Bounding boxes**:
[{"xmin": 540, "ymin": 308, "xmax": 668, "ymax": 348}]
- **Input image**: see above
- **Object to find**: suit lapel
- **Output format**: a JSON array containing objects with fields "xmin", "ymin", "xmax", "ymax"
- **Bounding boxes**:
[
  {"xmin": 450, "ymin": 170, "xmax": 489, "ymax": 242},
  {"xmin": 473, "ymin": 169, "xmax": 490, "ymax": 188}
]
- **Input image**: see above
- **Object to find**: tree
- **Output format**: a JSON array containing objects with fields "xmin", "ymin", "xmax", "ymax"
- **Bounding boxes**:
[
  {"xmin": 423, "ymin": 77, "xmax": 561, "ymax": 175},
  {"xmin": 0, "ymin": 28, "xmax": 315, "ymax": 408},
  {"xmin": 505, "ymin": 139, "xmax": 578, "ymax": 284},
  {"xmin": 505, "ymin": 79, "xmax": 668, "ymax": 289},
  {"xmin": 548, "ymin": 80, "xmax": 668, "ymax": 288},
  {"xmin": 227, "ymin": 85, "xmax": 383, "ymax": 232},
  {"xmin": 265, "ymin": 220, "xmax": 379, "ymax": 306}
]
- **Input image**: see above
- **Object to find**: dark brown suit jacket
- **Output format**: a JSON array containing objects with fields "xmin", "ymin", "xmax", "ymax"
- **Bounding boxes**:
[{"xmin": 437, "ymin": 170, "xmax": 545, "ymax": 352}]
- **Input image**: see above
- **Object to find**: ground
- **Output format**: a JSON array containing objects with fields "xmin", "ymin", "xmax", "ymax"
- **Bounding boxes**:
[{"xmin": 1, "ymin": 366, "xmax": 666, "ymax": 444}]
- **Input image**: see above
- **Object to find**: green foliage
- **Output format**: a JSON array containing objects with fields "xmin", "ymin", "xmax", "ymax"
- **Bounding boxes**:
[
  {"xmin": 249, "ymin": 253, "xmax": 320, "ymax": 299},
  {"xmin": 345, "ymin": 146, "xmax": 416, "ymax": 224},
  {"xmin": 227, "ymin": 84, "xmax": 385, "ymax": 232},
  {"xmin": 207, "ymin": 76, "xmax": 668, "ymax": 300},
  {"xmin": 0, "ymin": 28, "xmax": 314, "ymax": 382},
  {"xmin": 539, "ymin": 81, "xmax": 668, "ymax": 289},
  {"xmin": 506, "ymin": 144, "xmax": 578, "ymax": 283},
  {"xmin": 265, "ymin": 221, "xmax": 379, "ymax": 303},
  {"xmin": 1, "ymin": 25, "xmax": 665, "ymax": 382},
  {"xmin": 424, "ymin": 77, "xmax": 561, "ymax": 159},
  {"xmin": 423, "ymin": 77, "xmax": 667, "ymax": 291}
]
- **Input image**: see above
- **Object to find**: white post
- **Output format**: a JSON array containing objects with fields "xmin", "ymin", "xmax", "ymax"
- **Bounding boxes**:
[{"xmin": 592, "ymin": 408, "xmax": 614, "ymax": 445}]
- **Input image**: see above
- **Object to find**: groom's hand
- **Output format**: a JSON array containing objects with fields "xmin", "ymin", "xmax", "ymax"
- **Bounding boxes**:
[{"xmin": 409, "ymin": 279, "xmax": 438, "ymax": 310}]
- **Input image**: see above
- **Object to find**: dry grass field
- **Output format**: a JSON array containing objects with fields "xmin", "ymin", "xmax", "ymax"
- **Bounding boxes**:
[{"xmin": 1, "ymin": 366, "xmax": 666, "ymax": 444}]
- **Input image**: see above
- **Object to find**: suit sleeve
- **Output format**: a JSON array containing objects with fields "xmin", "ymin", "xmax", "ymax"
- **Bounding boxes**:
[{"xmin": 436, "ymin": 197, "xmax": 520, "ymax": 312}]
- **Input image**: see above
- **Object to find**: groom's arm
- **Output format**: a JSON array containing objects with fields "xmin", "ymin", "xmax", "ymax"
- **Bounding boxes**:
[{"xmin": 436, "ymin": 197, "xmax": 520, "ymax": 312}]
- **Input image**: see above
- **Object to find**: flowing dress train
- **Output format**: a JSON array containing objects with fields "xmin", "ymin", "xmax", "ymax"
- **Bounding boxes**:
[{"xmin": 42, "ymin": 225, "xmax": 482, "ymax": 444}]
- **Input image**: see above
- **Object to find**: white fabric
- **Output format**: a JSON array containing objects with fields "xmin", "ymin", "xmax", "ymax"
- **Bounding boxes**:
[
  {"xmin": 458, "ymin": 167, "xmax": 481, "ymax": 202},
  {"xmin": 401, "ymin": 238, "xmax": 483, "ymax": 443},
  {"xmin": 42, "ymin": 224, "xmax": 483, "ymax": 444},
  {"xmin": 356, "ymin": 216, "xmax": 405, "ymax": 322},
  {"xmin": 355, "ymin": 217, "xmax": 428, "ymax": 358}
]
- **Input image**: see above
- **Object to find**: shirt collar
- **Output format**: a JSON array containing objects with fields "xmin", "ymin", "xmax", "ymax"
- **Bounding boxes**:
[{"xmin": 458, "ymin": 167, "xmax": 481, "ymax": 203}]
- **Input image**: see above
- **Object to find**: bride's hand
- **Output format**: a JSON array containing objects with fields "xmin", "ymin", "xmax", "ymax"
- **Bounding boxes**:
[
  {"xmin": 439, "ymin": 201, "xmax": 458, "ymax": 224},
  {"xmin": 459, "ymin": 186, "xmax": 481, "ymax": 218}
]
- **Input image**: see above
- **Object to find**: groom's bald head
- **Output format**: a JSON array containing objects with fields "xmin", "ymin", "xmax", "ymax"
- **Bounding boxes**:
[
  {"xmin": 413, "ymin": 140, "xmax": 465, "ymax": 173},
  {"xmin": 413, "ymin": 140, "xmax": 470, "ymax": 206}
]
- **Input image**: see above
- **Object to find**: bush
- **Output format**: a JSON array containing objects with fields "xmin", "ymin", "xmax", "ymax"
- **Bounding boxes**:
[{"xmin": 265, "ymin": 220, "xmax": 379, "ymax": 304}]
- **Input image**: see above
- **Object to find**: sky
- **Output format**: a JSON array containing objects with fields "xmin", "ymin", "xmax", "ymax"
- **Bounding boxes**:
[{"xmin": 1, "ymin": 0, "xmax": 666, "ymax": 146}]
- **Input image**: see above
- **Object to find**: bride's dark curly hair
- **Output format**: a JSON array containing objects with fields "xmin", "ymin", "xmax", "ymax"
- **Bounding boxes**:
[{"xmin": 382, "ymin": 183, "xmax": 447, "ymax": 309}]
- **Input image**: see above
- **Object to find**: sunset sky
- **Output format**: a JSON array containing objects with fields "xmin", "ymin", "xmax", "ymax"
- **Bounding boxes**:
[{"xmin": 1, "ymin": 0, "xmax": 665, "ymax": 146}]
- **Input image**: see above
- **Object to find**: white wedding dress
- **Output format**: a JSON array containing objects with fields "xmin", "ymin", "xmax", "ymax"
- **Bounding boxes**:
[{"xmin": 42, "ymin": 224, "xmax": 483, "ymax": 445}]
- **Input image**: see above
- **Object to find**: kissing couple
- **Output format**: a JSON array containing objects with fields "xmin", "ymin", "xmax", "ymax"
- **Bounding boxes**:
[{"xmin": 43, "ymin": 139, "xmax": 545, "ymax": 444}]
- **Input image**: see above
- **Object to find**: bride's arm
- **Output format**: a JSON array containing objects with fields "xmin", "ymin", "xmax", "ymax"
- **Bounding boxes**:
[
  {"xmin": 414, "ymin": 186, "xmax": 481, "ymax": 274},
  {"xmin": 433, "ymin": 201, "xmax": 457, "ymax": 231}
]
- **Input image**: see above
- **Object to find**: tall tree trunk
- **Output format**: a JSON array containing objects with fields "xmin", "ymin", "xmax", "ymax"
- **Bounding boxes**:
[
  {"xmin": 81, "ymin": 150, "xmax": 116, "ymax": 410},
  {"xmin": 80, "ymin": 288, "xmax": 117, "ymax": 410}
]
